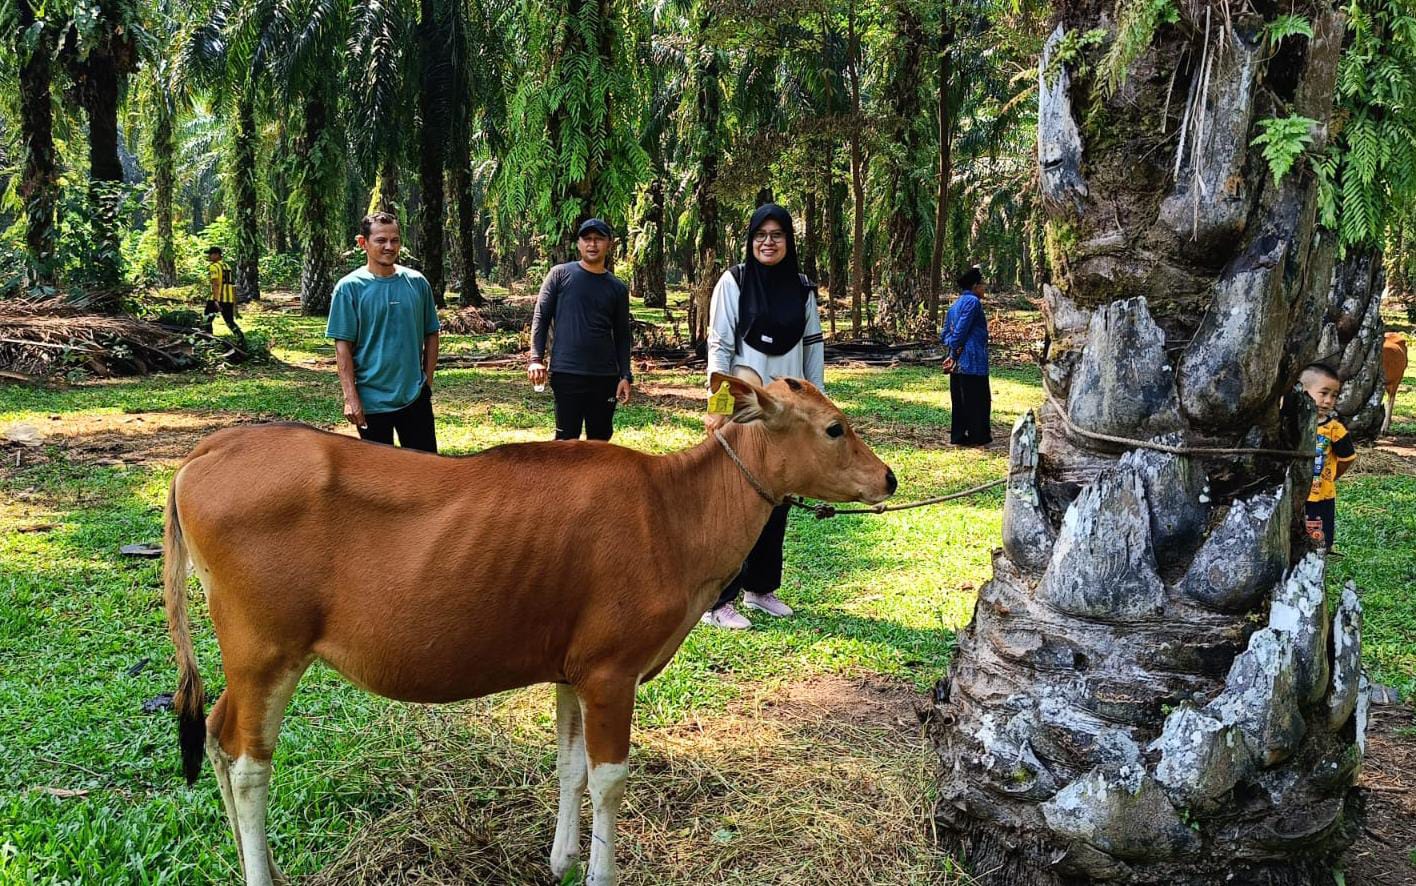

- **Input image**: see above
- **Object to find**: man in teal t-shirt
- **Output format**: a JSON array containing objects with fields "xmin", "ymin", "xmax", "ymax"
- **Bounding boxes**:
[{"xmin": 326, "ymin": 211, "xmax": 441, "ymax": 452}]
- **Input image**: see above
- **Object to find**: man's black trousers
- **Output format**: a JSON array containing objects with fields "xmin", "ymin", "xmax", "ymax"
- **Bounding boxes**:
[
  {"xmin": 551, "ymin": 372, "xmax": 619, "ymax": 441},
  {"xmin": 358, "ymin": 383, "xmax": 438, "ymax": 453}
]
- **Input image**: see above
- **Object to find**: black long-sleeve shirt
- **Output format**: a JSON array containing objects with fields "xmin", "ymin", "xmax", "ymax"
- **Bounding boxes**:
[{"xmin": 529, "ymin": 262, "xmax": 633, "ymax": 382}]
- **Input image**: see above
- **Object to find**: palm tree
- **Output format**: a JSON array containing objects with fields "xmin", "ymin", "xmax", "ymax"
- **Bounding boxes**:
[
  {"xmin": 9, "ymin": 0, "xmax": 60, "ymax": 286},
  {"xmin": 262, "ymin": 0, "xmax": 351, "ymax": 315},
  {"xmin": 179, "ymin": 0, "xmax": 274, "ymax": 302},
  {"xmin": 931, "ymin": 3, "xmax": 1366, "ymax": 882},
  {"xmin": 417, "ymin": 0, "xmax": 457, "ymax": 306},
  {"xmin": 627, "ymin": 15, "xmax": 683, "ymax": 310},
  {"xmin": 686, "ymin": 6, "xmax": 723, "ymax": 346},
  {"xmin": 135, "ymin": 0, "xmax": 193, "ymax": 286},
  {"xmin": 61, "ymin": 0, "xmax": 142, "ymax": 302},
  {"xmin": 495, "ymin": 0, "xmax": 647, "ymax": 273},
  {"xmin": 448, "ymin": 0, "xmax": 508, "ymax": 308},
  {"xmin": 879, "ymin": 0, "xmax": 928, "ymax": 335},
  {"xmin": 348, "ymin": 0, "xmax": 417, "ymax": 216}
]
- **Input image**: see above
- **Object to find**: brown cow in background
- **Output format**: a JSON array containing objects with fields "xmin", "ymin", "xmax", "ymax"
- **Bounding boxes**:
[{"xmin": 1383, "ymin": 332, "xmax": 1410, "ymax": 436}]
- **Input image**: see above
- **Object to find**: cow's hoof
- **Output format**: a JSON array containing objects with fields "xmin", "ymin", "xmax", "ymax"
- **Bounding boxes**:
[{"xmin": 550, "ymin": 852, "xmax": 581, "ymax": 880}]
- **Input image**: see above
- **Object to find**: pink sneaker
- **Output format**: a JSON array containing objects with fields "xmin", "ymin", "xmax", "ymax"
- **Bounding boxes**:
[
  {"xmin": 742, "ymin": 591, "xmax": 793, "ymax": 618},
  {"xmin": 700, "ymin": 602, "xmax": 752, "ymax": 630}
]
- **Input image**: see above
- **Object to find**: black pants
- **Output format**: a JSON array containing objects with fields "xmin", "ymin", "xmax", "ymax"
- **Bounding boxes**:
[
  {"xmin": 1305, "ymin": 498, "xmax": 1336, "ymax": 550},
  {"xmin": 714, "ymin": 502, "xmax": 791, "ymax": 610},
  {"xmin": 551, "ymin": 372, "xmax": 619, "ymax": 441},
  {"xmin": 949, "ymin": 373, "xmax": 992, "ymax": 446},
  {"xmin": 358, "ymin": 384, "xmax": 438, "ymax": 453},
  {"xmin": 204, "ymin": 300, "xmax": 244, "ymax": 340}
]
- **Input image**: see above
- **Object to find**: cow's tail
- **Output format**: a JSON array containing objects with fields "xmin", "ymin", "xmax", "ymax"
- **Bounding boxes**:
[{"xmin": 164, "ymin": 472, "xmax": 206, "ymax": 785}]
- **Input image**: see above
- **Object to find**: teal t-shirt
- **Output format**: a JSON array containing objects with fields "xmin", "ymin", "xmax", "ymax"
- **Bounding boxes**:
[{"xmin": 326, "ymin": 266, "xmax": 440, "ymax": 414}]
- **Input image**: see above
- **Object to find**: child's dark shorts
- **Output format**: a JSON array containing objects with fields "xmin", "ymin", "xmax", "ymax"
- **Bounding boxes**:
[{"xmin": 1305, "ymin": 498, "xmax": 1336, "ymax": 550}]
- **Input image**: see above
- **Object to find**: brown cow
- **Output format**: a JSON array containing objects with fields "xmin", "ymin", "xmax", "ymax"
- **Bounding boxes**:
[
  {"xmin": 164, "ymin": 372, "xmax": 895, "ymax": 886},
  {"xmin": 1382, "ymin": 331, "xmax": 1409, "ymax": 436}
]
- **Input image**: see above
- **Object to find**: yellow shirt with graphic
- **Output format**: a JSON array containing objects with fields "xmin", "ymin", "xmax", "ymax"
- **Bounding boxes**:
[
  {"xmin": 1309, "ymin": 417, "xmax": 1356, "ymax": 503},
  {"xmin": 207, "ymin": 260, "xmax": 236, "ymax": 304}
]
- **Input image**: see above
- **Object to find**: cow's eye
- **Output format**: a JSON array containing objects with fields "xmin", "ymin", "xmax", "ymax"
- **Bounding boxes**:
[{"xmin": 826, "ymin": 423, "xmax": 844, "ymax": 438}]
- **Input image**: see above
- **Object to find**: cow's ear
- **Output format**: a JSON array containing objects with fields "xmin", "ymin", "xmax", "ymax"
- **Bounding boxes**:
[{"xmin": 709, "ymin": 371, "xmax": 783, "ymax": 425}]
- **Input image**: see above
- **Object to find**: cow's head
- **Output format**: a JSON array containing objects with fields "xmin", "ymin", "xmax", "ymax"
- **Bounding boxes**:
[{"xmin": 710, "ymin": 372, "xmax": 896, "ymax": 505}]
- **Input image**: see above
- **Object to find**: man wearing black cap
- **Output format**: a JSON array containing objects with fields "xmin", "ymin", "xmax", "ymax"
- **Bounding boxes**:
[{"xmin": 528, "ymin": 218, "xmax": 634, "ymax": 440}]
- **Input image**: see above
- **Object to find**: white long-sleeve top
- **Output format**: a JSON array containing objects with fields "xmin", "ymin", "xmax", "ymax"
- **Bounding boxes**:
[{"xmin": 706, "ymin": 269, "xmax": 825, "ymax": 390}]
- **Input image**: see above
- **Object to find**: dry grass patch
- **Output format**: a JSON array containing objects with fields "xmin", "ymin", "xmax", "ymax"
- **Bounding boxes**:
[
  {"xmin": 1351, "ymin": 437, "xmax": 1416, "ymax": 477},
  {"xmin": 308, "ymin": 675, "xmax": 968, "ymax": 885}
]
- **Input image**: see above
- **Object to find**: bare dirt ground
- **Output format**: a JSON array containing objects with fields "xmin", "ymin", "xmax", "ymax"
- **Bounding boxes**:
[
  {"xmin": 0, "ymin": 410, "xmax": 364, "ymax": 483},
  {"xmin": 1348, "ymin": 705, "xmax": 1416, "ymax": 885}
]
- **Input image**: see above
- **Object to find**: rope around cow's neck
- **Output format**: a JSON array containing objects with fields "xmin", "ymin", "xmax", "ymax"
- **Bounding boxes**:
[{"xmin": 713, "ymin": 429, "xmax": 783, "ymax": 507}]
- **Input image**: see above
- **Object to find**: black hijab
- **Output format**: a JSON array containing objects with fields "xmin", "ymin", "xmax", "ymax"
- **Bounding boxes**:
[{"xmin": 734, "ymin": 203, "xmax": 810, "ymax": 357}]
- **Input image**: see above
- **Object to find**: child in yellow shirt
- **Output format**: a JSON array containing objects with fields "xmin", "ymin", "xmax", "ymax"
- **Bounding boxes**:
[{"xmin": 1300, "ymin": 364, "xmax": 1357, "ymax": 552}]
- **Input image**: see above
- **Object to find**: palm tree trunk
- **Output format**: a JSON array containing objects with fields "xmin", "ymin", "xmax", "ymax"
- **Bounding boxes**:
[
  {"xmin": 882, "ymin": 4, "xmax": 926, "ymax": 336},
  {"xmin": 234, "ymin": 88, "xmax": 262, "ymax": 301},
  {"xmin": 932, "ymin": 7, "xmax": 1365, "ymax": 883},
  {"xmin": 827, "ymin": 175, "xmax": 848, "ymax": 338},
  {"xmin": 847, "ymin": 0, "xmax": 865, "ymax": 337},
  {"xmin": 153, "ymin": 100, "xmax": 177, "ymax": 287},
  {"xmin": 926, "ymin": 14, "xmax": 957, "ymax": 329},
  {"xmin": 637, "ymin": 173, "xmax": 668, "ymax": 309},
  {"xmin": 450, "ymin": 140, "xmax": 483, "ymax": 308},
  {"xmin": 418, "ymin": 0, "xmax": 450, "ymax": 307},
  {"xmin": 17, "ymin": 49, "xmax": 55, "ymax": 283},
  {"xmin": 802, "ymin": 189, "xmax": 820, "ymax": 285},
  {"xmin": 298, "ymin": 90, "xmax": 338, "ymax": 315},
  {"xmin": 16, "ymin": 0, "xmax": 58, "ymax": 287},
  {"xmin": 73, "ymin": 5, "xmax": 134, "ymax": 306},
  {"xmin": 689, "ymin": 18, "xmax": 721, "ymax": 348},
  {"xmin": 371, "ymin": 156, "xmax": 401, "ymax": 215}
]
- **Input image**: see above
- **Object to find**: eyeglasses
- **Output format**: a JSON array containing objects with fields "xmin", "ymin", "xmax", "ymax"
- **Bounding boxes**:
[{"xmin": 752, "ymin": 231, "xmax": 786, "ymax": 244}]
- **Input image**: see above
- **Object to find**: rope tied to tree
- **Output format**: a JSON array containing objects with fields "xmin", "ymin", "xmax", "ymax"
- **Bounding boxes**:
[
  {"xmin": 1039, "ymin": 385, "xmax": 1316, "ymax": 460},
  {"xmin": 714, "ymin": 383, "xmax": 1318, "ymax": 521}
]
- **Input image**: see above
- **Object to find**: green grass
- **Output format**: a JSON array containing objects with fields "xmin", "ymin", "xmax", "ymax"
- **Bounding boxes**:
[{"xmin": 1, "ymin": 301, "xmax": 1413, "ymax": 883}]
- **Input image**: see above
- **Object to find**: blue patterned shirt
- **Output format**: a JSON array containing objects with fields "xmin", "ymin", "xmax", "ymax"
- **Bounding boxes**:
[{"xmin": 940, "ymin": 290, "xmax": 988, "ymax": 376}]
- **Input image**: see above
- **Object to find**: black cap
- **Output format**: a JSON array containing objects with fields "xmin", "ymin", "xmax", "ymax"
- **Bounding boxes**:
[{"xmin": 577, "ymin": 218, "xmax": 613, "ymax": 239}]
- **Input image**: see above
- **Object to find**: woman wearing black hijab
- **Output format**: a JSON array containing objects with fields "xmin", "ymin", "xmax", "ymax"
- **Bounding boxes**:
[{"xmin": 701, "ymin": 203, "xmax": 825, "ymax": 630}]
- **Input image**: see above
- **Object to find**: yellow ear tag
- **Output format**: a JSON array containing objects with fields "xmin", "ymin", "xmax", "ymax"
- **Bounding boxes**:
[{"xmin": 707, "ymin": 381, "xmax": 736, "ymax": 415}]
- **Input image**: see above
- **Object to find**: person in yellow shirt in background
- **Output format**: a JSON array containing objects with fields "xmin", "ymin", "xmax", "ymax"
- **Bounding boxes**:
[
  {"xmin": 204, "ymin": 246, "xmax": 245, "ymax": 346},
  {"xmin": 1300, "ymin": 364, "xmax": 1357, "ymax": 554}
]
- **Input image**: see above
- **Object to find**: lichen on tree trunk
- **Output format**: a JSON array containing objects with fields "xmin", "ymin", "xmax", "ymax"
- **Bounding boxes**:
[{"xmin": 932, "ymin": 4, "xmax": 1368, "ymax": 883}]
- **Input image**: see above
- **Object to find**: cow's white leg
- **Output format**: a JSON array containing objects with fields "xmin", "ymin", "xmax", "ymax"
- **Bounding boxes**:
[
  {"xmin": 577, "ymin": 678, "xmax": 635, "ymax": 886},
  {"xmin": 550, "ymin": 682, "xmax": 588, "ymax": 877},
  {"xmin": 207, "ymin": 732, "xmax": 244, "ymax": 878},
  {"xmin": 218, "ymin": 659, "xmax": 306, "ymax": 886},
  {"xmin": 1383, "ymin": 393, "xmax": 1395, "ymax": 436},
  {"xmin": 230, "ymin": 754, "xmax": 275, "ymax": 886},
  {"xmin": 585, "ymin": 760, "xmax": 629, "ymax": 885}
]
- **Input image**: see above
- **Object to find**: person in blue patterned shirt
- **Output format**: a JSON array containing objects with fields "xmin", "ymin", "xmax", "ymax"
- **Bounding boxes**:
[{"xmin": 940, "ymin": 266, "xmax": 991, "ymax": 446}]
